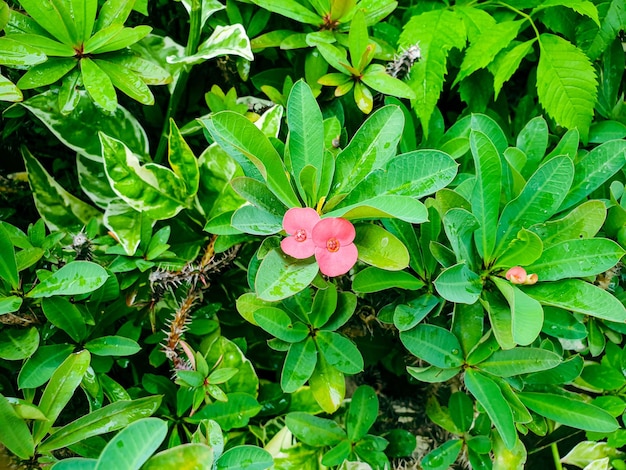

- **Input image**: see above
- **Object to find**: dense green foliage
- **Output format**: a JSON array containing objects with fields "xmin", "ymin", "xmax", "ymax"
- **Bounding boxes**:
[{"xmin": 1, "ymin": 0, "xmax": 626, "ymax": 469}]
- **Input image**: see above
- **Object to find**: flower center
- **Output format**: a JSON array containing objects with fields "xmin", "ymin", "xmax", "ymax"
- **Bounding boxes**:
[
  {"xmin": 295, "ymin": 229, "xmax": 307, "ymax": 242},
  {"xmin": 326, "ymin": 238, "xmax": 340, "ymax": 252}
]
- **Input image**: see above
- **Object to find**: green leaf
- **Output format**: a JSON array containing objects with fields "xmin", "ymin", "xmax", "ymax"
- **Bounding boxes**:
[
  {"xmin": 529, "ymin": 200, "xmax": 606, "ymax": 247},
  {"xmin": 316, "ymin": 330, "xmax": 363, "ymax": 374},
  {"xmin": 422, "ymin": 439, "xmax": 463, "ymax": 470},
  {"xmin": 95, "ymin": 0, "xmax": 138, "ymax": 30},
  {"xmin": 400, "ymin": 9, "xmax": 466, "ymax": 138},
  {"xmin": 0, "ymin": 74, "xmax": 22, "ymax": 102},
  {"xmin": 287, "ymin": 80, "xmax": 325, "ymax": 204},
  {"xmin": 205, "ymin": 336, "xmax": 258, "ymax": 396},
  {"xmin": 324, "ymin": 195, "xmax": 428, "ymax": 224},
  {"xmin": 94, "ymin": 59, "xmax": 154, "ymax": 106},
  {"xmin": 443, "ymin": 207, "xmax": 479, "ymax": 267},
  {"xmin": 309, "ymin": 284, "xmax": 337, "ymax": 329},
  {"xmin": 0, "ymin": 36, "xmax": 47, "ymax": 66},
  {"xmin": 352, "ymin": 267, "xmax": 424, "ymax": 293},
  {"xmin": 202, "ymin": 111, "xmax": 300, "ymax": 207},
  {"xmin": 18, "ymin": 0, "xmax": 78, "ymax": 45},
  {"xmin": 231, "ymin": 177, "xmax": 287, "ymax": 216},
  {"xmin": 0, "ymin": 393, "xmax": 34, "ymax": 459},
  {"xmin": 81, "ymin": 57, "xmax": 118, "ymax": 112},
  {"xmin": 93, "ymin": 418, "xmax": 166, "ymax": 470},
  {"xmin": 84, "ymin": 336, "xmax": 141, "ymax": 356},
  {"xmin": 524, "ymin": 354, "xmax": 583, "ymax": 385},
  {"xmin": 99, "ymin": 134, "xmax": 189, "ymax": 219},
  {"xmin": 143, "ymin": 444, "xmax": 213, "ymax": 470},
  {"xmin": 309, "ymin": 354, "xmax": 345, "ymax": 414},
  {"xmin": 18, "ymin": 344, "xmax": 74, "ymax": 389},
  {"xmin": 493, "ymin": 228, "xmax": 543, "ymax": 269},
  {"xmin": 0, "ymin": 327, "xmax": 39, "ymax": 361},
  {"xmin": 490, "ymin": 39, "xmax": 537, "ymax": 99},
  {"xmin": 22, "ymin": 146, "xmax": 102, "ymax": 232},
  {"xmin": 354, "ymin": 224, "xmax": 409, "ymax": 271},
  {"xmin": 285, "ymin": 412, "xmax": 346, "ymax": 447},
  {"xmin": 20, "ymin": 89, "xmax": 149, "ymax": 160},
  {"xmin": 33, "ymin": 350, "xmax": 91, "ymax": 445},
  {"xmin": 537, "ymin": 34, "xmax": 597, "ymax": 141},
  {"xmin": 434, "ymin": 262, "xmax": 482, "ymax": 304},
  {"xmin": 329, "ymin": 105, "xmax": 404, "ymax": 199},
  {"xmin": 71, "ymin": 0, "xmax": 98, "ymax": 43},
  {"xmin": 0, "ymin": 295, "xmax": 22, "ymax": 314},
  {"xmin": 231, "ymin": 205, "xmax": 283, "ymax": 235},
  {"xmin": 89, "ymin": 25, "xmax": 151, "ymax": 54},
  {"xmin": 517, "ymin": 392, "xmax": 619, "ymax": 432},
  {"xmin": 449, "ymin": 392, "xmax": 474, "ymax": 433},
  {"xmin": 27, "ymin": 261, "xmax": 108, "ymax": 298},
  {"xmin": 494, "ymin": 156, "xmax": 574, "ymax": 257},
  {"xmin": 516, "ymin": 116, "xmax": 549, "ymax": 174},
  {"xmin": 336, "ymin": 150, "xmax": 458, "ymax": 209},
  {"xmin": 477, "ymin": 347, "xmax": 561, "ymax": 377},
  {"xmin": 361, "ymin": 68, "xmax": 416, "ymax": 99},
  {"xmin": 255, "ymin": 249, "xmax": 319, "ymax": 301},
  {"xmin": 189, "ymin": 393, "xmax": 261, "ymax": 430},
  {"xmin": 169, "ymin": 24, "xmax": 252, "ymax": 65},
  {"xmin": 281, "ymin": 337, "xmax": 317, "ymax": 393},
  {"xmin": 41, "ymin": 297, "xmax": 87, "ymax": 343},
  {"xmin": 526, "ymin": 238, "xmax": 624, "ymax": 281},
  {"xmin": 394, "ymin": 294, "xmax": 440, "ymax": 332},
  {"xmin": 216, "ymin": 445, "xmax": 273, "ymax": 470},
  {"xmin": 469, "ymin": 130, "xmax": 501, "ymax": 262},
  {"xmin": 400, "ymin": 324, "xmax": 464, "ymax": 369},
  {"xmin": 455, "ymin": 20, "xmax": 523, "ymax": 85},
  {"xmin": 407, "ymin": 365, "xmax": 461, "ymax": 383},
  {"xmin": 464, "ymin": 369, "xmax": 517, "ymax": 450},
  {"xmin": 577, "ymin": 0, "xmax": 626, "ymax": 60},
  {"xmin": 492, "ymin": 277, "xmax": 544, "ymax": 347},
  {"xmin": 39, "ymin": 396, "xmax": 162, "ymax": 453},
  {"xmin": 560, "ymin": 139, "xmax": 626, "ymax": 211},
  {"xmin": 524, "ymin": 279, "xmax": 626, "ymax": 322},
  {"xmin": 103, "ymin": 200, "xmax": 147, "ymax": 256},
  {"xmin": 249, "ymin": 0, "xmax": 321, "ymax": 24},
  {"xmin": 0, "ymin": 224, "xmax": 18, "ymax": 289},
  {"xmin": 253, "ymin": 307, "xmax": 309, "ymax": 343},
  {"xmin": 347, "ymin": 385, "xmax": 378, "ymax": 442}
]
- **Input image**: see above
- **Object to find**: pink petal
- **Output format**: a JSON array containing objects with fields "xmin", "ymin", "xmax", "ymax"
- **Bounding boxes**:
[
  {"xmin": 312, "ymin": 218, "xmax": 356, "ymax": 246},
  {"xmin": 315, "ymin": 243, "xmax": 358, "ymax": 277},
  {"xmin": 281, "ymin": 236, "xmax": 316, "ymax": 259},
  {"xmin": 505, "ymin": 266, "xmax": 527, "ymax": 284},
  {"xmin": 283, "ymin": 207, "xmax": 320, "ymax": 235}
]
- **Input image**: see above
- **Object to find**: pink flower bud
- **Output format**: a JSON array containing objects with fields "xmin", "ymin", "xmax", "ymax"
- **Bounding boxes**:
[{"xmin": 505, "ymin": 266, "xmax": 527, "ymax": 284}]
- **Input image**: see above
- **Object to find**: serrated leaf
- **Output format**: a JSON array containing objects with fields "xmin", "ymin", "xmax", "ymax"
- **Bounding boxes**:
[
  {"xmin": 400, "ymin": 9, "xmax": 466, "ymax": 138},
  {"xmin": 490, "ymin": 38, "xmax": 536, "ymax": 99},
  {"xmin": 537, "ymin": 33, "xmax": 597, "ymax": 141},
  {"xmin": 455, "ymin": 20, "xmax": 523, "ymax": 85}
]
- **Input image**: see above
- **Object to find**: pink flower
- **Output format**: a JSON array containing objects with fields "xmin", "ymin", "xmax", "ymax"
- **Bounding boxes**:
[
  {"xmin": 280, "ymin": 207, "xmax": 320, "ymax": 259},
  {"xmin": 312, "ymin": 218, "xmax": 358, "ymax": 277},
  {"xmin": 505, "ymin": 266, "xmax": 527, "ymax": 284}
]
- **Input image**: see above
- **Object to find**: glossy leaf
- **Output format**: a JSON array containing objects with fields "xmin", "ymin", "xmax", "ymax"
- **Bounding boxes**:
[
  {"xmin": 517, "ymin": 392, "xmax": 619, "ymax": 432},
  {"xmin": 0, "ymin": 295, "xmax": 22, "ymax": 314},
  {"xmin": 309, "ymin": 354, "xmax": 345, "ymax": 413},
  {"xmin": 84, "ymin": 336, "xmax": 141, "ymax": 357},
  {"xmin": 81, "ymin": 57, "xmax": 118, "ymax": 112},
  {"xmin": 422, "ymin": 439, "xmax": 463, "ymax": 470},
  {"xmin": 347, "ymin": 385, "xmax": 378, "ymax": 442},
  {"xmin": 189, "ymin": 393, "xmax": 261, "ymax": 430},
  {"xmin": 18, "ymin": 0, "xmax": 77, "ymax": 45},
  {"xmin": 0, "ymin": 73, "xmax": 22, "ymax": 102},
  {"xmin": 492, "ymin": 277, "xmax": 544, "ymax": 346},
  {"xmin": 477, "ymin": 347, "xmax": 561, "ymax": 377},
  {"xmin": 94, "ymin": 59, "xmax": 154, "ymax": 105},
  {"xmin": 494, "ymin": 156, "xmax": 574, "ymax": 256},
  {"xmin": 255, "ymin": 249, "xmax": 319, "ymax": 301},
  {"xmin": 352, "ymin": 267, "xmax": 424, "ymax": 293},
  {"xmin": 394, "ymin": 294, "xmax": 439, "ymax": 332},
  {"xmin": 529, "ymin": 200, "xmax": 605, "ymax": 247},
  {"xmin": 217, "ymin": 445, "xmax": 273, "ymax": 470},
  {"xmin": 0, "ymin": 224, "xmax": 18, "ymax": 288},
  {"xmin": 434, "ymin": 262, "xmax": 482, "ymax": 304},
  {"xmin": 316, "ymin": 330, "xmax": 363, "ymax": 374},
  {"xmin": 285, "ymin": 412, "xmax": 346, "ymax": 447},
  {"xmin": 0, "ymin": 36, "xmax": 47, "ymax": 66},
  {"xmin": 33, "ymin": 350, "xmax": 91, "ymax": 445},
  {"xmin": 202, "ymin": 111, "xmax": 300, "ymax": 207},
  {"xmin": 103, "ymin": 199, "xmax": 147, "ymax": 256},
  {"xmin": 493, "ymin": 228, "xmax": 543, "ymax": 269},
  {"xmin": 400, "ymin": 324, "xmax": 464, "ymax": 369},
  {"xmin": 0, "ymin": 393, "xmax": 34, "ymax": 459},
  {"xmin": 354, "ymin": 224, "xmax": 409, "ymax": 271},
  {"xmin": 22, "ymin": 147, "xmax": 102, "ymax": 232},
  {"xmin": 281, "ymin": 337, "xmax": 317, "ymax": 393},
  {"xmin": 253, "ymin": 307, "xmax": 309, "ymax": 343},
  {"xmin": 324, "ymin": 195, "xmax": 428, "ymax": 224},
  {"xmin": 0, "ymin": 327, "xmax": 39, "ymax": 361},
  {"xmin": 39, "ymin": 396, "xmax": 162, "ymax": 453},
  {"xmin": 41, "ymin": 297, "xmax": 86, "ymax": 343},
  {"xmin": 18, "ymin": 344, "xmax": 74, "ymax": 389},
  {"xmin": 526, "ymin": 238, "xmax": 624, "ymax": 281},
  {"xmin": 464, "ymin": 369, "xmax": 517, "ymax": 450},
  {"xmin": 330, "ymin": 105, "xmax": 404, "ymax": 198},
  {"xmin": 524, "ymin": 279, "xmax": 626, "ymax": 322},
  {"xmin": 27, "ymin": 261, "xmax": 108, "ymax": 298},
  {"xmin": 143, "ymin": 444, "xmax": 214, "ymax": 470},
  {"xmin": 170, "ymin": 24, "xmax": 252, "ymax": 65},
  {"xmin": 407, "ymin": 365, "xmax": 461, "ymax": 383}
]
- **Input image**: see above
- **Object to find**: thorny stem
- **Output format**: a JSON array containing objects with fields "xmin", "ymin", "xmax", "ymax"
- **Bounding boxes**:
[{"xmin": 154, "ymin": 0, "xmax": 203, "ymax": 164}]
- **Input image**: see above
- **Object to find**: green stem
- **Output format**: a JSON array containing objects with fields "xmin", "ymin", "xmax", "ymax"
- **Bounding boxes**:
[
  {"xmin": 551, "ymin": 442, "xmax": 563, "ymax": 470},
  {"xmin": 154, "ymin": 0, "xmax": 203, "ymax": 164}
]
